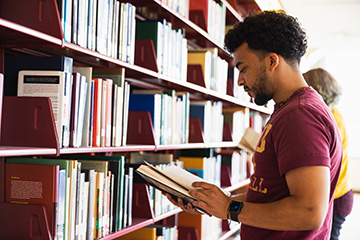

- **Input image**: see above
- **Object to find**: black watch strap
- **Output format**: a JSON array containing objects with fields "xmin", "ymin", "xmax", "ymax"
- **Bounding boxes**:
[{"xmin": 228, "ymin": 201, "xmax": 244, "ymax": 222}]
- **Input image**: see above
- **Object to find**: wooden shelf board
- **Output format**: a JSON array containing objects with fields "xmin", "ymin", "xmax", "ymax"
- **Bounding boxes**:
[{"xmin": 0, "ymin": 146, "xmax": 57, "ymax": 157}]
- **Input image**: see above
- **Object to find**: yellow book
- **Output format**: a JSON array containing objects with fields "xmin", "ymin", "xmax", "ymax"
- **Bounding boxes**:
[
  {"xmin": 187, "ymin": 51, "xmax": 212, "ymax": 88},
  {"xmin": 115, "ymin": 227, "xmax": 156, "ymax": 240},
  {"xmin": 178, "ymin": 156, "xmax": 206, "ymax": 169}
]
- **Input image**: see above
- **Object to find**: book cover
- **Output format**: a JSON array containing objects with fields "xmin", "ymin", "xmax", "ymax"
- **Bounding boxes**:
[{"xmin": 4, "ymin": 163, "xmax": 59, "ymax": 239}]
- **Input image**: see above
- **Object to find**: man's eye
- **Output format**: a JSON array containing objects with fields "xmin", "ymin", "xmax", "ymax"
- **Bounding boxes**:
[{"xmin": 240, "ymin": 67, "xmax": 247, "ymax": 73}]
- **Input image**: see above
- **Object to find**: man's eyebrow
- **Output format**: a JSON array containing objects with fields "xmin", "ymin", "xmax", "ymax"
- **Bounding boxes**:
[{"xmin": 235, "ymin": 61, "xmax": 243, "ymax": 69}]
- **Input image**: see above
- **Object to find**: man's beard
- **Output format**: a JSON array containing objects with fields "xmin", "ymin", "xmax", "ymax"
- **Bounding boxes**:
[{"xmin": 253, "ymin": 68, "xmax": 272, "ymax": 106}]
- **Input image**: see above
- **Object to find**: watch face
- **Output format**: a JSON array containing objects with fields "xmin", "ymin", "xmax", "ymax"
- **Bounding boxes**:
[{"xmin": 229, "ymin": 201, "xmax": 242, "ymax": 213}]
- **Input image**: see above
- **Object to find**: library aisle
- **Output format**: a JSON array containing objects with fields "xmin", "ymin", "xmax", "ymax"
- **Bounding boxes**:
[{"xmin": 340, "ymin": 192, "xmax": 360, "ymax": 239}]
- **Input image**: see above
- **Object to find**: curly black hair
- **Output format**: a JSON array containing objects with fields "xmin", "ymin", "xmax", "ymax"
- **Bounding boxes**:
[{"xmin": 224, "ymin": 11, "xmax": 307, "ymax": 65}]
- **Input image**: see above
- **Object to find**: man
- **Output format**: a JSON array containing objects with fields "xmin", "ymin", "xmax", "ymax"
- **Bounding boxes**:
[{"xmin": 166, "ymin": 11, "xmax": 342, "ymax": 239}]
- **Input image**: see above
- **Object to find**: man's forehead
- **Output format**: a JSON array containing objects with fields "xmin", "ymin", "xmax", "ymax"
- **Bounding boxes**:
[{"xmin": 233, "ymin": 44, "xmax": 249, "ymax": 66}]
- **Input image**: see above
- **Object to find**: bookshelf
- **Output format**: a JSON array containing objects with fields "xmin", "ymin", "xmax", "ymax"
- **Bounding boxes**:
[{"xmin": 0, "ymin": 0, "xmax": 267, "ymax": 239}]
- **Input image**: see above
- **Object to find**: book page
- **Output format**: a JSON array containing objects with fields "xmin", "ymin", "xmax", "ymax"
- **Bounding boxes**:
[
  {"xmin": 161, "ymin": 165, "xmax": 205, "ymax": 191},
  {"xmin": 137, "ymin": 164, "xmax": 192, "ymax": 197}
]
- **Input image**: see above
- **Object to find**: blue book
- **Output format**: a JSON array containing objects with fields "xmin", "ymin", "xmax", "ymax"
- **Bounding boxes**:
[
  {"xmin": 129, "ymin": 93, "xmax": 162, "ymax": 145},
  {"xmin": 190, "ymin": 102, "xmax": 208, "ymax": 133}
]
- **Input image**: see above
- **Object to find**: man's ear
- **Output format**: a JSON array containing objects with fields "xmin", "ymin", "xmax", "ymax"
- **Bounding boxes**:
[{"xmin": 267, "ymin": 53, "xmax": 279, "ymax": 71}]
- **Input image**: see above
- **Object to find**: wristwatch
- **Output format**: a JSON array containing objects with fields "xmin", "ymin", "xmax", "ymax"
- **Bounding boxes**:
[{"xmin": 228, "ymin": 200, "xmax": 244, "ymax": 222}]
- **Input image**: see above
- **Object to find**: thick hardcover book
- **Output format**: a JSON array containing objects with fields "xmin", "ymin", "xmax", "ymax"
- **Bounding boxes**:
[
  {"xmin": 135, "ymin": 162, "xmax": 224, "ymax": 216},
  {"xmin": 4, "ymin": 163, "xmax": 59, "ymax": 239}
]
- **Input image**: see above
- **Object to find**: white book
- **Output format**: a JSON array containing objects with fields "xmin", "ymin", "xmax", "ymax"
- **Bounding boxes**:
[
  {"xmin": 76, "ymin": 76, "xmax": 88, "ymax": 147},
  {"xmin": 80, "ymin": 180, "xmax": 89, "ymax": 240},
  {"xmin": 17, "ymin": 70, "xmax": 69, "ymax": 148},
  {"xmin": 122, "ymin": 81, "xmax": 130, "ymax": 146},
  {"xmin": 73, "ymin": 67, "xmax": 93, "ymax": 147}
]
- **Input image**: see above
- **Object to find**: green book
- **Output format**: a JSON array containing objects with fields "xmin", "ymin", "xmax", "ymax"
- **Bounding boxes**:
[{"xmin": 135, "ymin": 20, "xmax": 163, "ymax": 73}]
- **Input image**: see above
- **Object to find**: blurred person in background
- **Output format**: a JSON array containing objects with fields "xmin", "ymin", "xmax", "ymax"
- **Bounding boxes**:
[{"xmin": 303, "ymin": 68, "xmax": 354, "ymax": 240}]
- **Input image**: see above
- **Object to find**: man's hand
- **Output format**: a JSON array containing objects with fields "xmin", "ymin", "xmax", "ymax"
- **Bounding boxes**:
[
  {"xmin": 164, "ymin": 193, "xmax": 203, "ymax": 215},
  {"xmin": 189, "ymin": 182, "xmax": 232, "ymax": 220}
]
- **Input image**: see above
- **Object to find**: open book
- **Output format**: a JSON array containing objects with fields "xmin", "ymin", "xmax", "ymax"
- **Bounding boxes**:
[
  {"xmin": 136, "ymin": 161, "xmax": 228, "ymax": 216},
  {"xmin": 237, "ymin": 127, "xmax": 261, "ymax": 154}
]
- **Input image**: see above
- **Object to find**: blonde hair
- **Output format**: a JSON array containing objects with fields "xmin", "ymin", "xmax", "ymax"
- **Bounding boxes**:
[{"xmin": 303, "ymin": 68, "xmax": 342, "ymax": 108}]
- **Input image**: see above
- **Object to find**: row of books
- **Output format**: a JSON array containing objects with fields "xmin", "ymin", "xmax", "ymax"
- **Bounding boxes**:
[
  {"xmin": 136, "ymin": 20, "xmax": 188, "ymax": 81},
  {"xmin": 4, "ymin": 155, "xmax": 132, "ymax": 240},
  {"xmin": 58, "ymin": 0, "xmax": 136, "ymax": 62},
  {"xmin": 13, "ymin": 55, "xmax": 130, "ymax": 148},
  {"xmin": 188, "ymin": 48, "xmax": 228, "ymax": 94},
  {"xmin": 129, "ymin": 89, "xmax": 190, "ymax": 145},
  {"xmin": 190, "ymin": 100, "xmax": 224, "ymax": 143}
]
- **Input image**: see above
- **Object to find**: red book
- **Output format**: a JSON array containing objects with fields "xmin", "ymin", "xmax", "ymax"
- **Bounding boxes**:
[{"xmin": 4, "ymin": 163, "xmax": 59, "ymax": 239}]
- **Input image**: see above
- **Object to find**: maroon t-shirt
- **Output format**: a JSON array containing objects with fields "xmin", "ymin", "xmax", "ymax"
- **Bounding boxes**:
[{"xmin": 240, "ymin": 87, "xmax": 342, "ymax": 239}]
